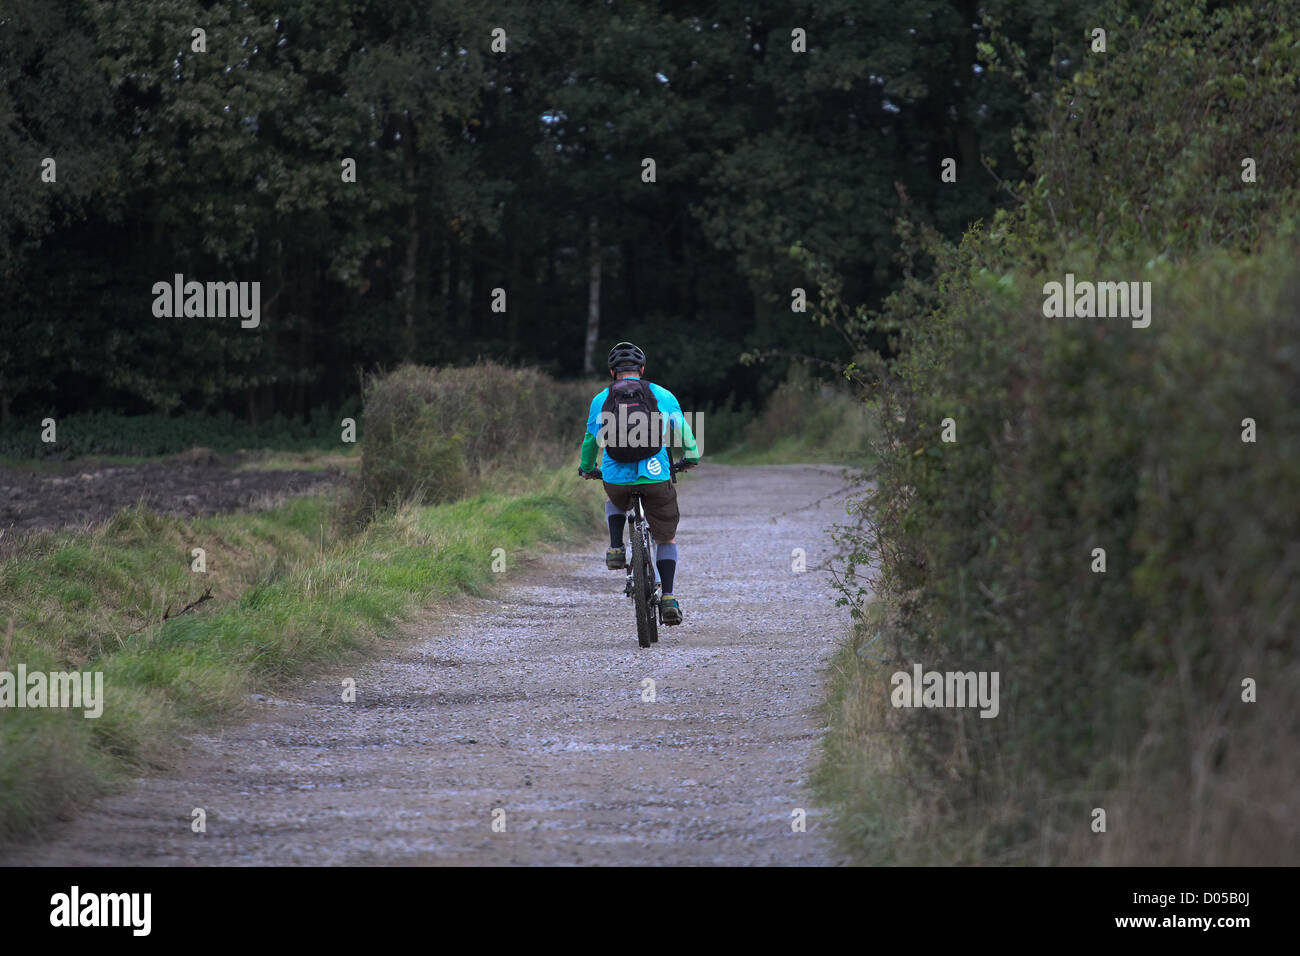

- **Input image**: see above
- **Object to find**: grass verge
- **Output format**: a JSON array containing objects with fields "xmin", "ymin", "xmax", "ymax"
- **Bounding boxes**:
[
  {"xmin": 0, "ymin": 467, "xmax": 602, "ymax": 846},
  {"xmin": 815, "ymin": 601, "xmax": 1006, "ymax": 866},
  {"xmin": 815, "ymin": 603, "xmax": 928, "ymax": 865}
]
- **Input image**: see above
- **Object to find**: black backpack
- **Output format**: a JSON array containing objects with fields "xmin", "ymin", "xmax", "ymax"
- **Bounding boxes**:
[{"xmin": 600, "ymin": 379, "xmax": 664, "ymax": 463}]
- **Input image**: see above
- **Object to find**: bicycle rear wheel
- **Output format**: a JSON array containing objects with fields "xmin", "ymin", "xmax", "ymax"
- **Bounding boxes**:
[
  {"xmin": 644, "ymin": 524, "xmax": 659, "ymax": 644},
  {"xmin": 630, "ymin": 518, "xmax": 658, "ymax": 648}
]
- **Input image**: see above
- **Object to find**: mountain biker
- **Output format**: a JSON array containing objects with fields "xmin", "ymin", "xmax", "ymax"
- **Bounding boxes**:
[{"xmin": 578, "ymin": 341, "xmax": 701, "ymax": 625}]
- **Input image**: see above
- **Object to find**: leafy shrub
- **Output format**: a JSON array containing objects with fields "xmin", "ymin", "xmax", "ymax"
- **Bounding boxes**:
[
  {"xmin": 714, "ymin": 365, "xmax": 874, "ymax": 463},
  {"xmin": 345, "ymin": 362, "xmax": 590, "ymax": 523},
  {"xmin": 823, "ymin": 0, "xmax": 1300, "ymax": 864}
]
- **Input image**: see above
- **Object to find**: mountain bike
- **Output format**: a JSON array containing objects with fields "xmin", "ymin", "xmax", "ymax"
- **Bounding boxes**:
[{"xmin": 580, "ymin": 460, "xmax": 686, "ymax": 648}]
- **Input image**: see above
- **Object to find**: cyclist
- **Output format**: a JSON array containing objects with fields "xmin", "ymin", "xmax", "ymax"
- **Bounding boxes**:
[{"xmin": 578, "ymin": 341, "xmax": 700, "ymax": 625}]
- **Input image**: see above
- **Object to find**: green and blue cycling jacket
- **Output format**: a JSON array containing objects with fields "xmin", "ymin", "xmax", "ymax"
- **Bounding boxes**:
[{"xmin": 580, "ymin": 376, "xmax": 701, "ymax": 484}]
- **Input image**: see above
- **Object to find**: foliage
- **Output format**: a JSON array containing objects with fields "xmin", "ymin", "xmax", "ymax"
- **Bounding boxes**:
[
  {"xmin": 711, "ymin": 365, "xmax": 875, "ymax": 464},
  {"xmin": 346, "ymin": 362, "xmax": 590, "ymax": 522},
  {"xmin": 0, "ymin": 406, "xmax": 356, "ymax": 459},
  {"xmin": 2, "ymin": 0, "xmax": 1115, "ymax": 422},
  {"xmin": 820, "ymin": 0, "xmax": 1300, "ymax": 863}
]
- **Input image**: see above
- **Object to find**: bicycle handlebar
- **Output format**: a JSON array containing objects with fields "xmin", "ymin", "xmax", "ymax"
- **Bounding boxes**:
[{"xmin": 578, "ymin": 460, "xmax": 695, "ymax": 482}]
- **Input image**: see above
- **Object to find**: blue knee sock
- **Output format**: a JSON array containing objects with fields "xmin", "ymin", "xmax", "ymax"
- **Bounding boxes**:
[
  {"xmin": 605, "ymin": 501, "xmax": 625, "ymax": 548},
  {"xmin": 656, "ymin": 542, "xmax": 678, "ymax": 594}
]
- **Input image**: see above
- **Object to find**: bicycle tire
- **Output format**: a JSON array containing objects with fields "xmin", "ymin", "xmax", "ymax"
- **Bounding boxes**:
[
  {"xmin": 642, "ymin": 524, "xmax": 659, "ymax": 645},
  {"xmin": 645, "ymin": 524, "xmax": 659, "ymax": 644},
  {"xmin": 631, "ymin": 518, "xmax": 657, "ymax": 648}
]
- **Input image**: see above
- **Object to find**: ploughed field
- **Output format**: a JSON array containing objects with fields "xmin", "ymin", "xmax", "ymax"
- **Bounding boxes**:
[{"xmin": 0, "ymin": 455, "xmax": 341, "ymax": 534}]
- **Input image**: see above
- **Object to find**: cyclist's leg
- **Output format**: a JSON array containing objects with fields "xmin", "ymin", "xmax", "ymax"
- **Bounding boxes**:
[
  {"xmin": 654, "ymin": 540, "xmax": 677, "ymax": 587},
  {"xmin": 602, "ymin": 482, "xmax": 634, "ymax": 570},
  {"xmin": 656, "ymin": 549, "xmax": 682, "ymax": 624},
  {"xmin": 604, "ymin": 500, "xmax": 627, "ymax": 568},
  {"xmin": 640, "ymin": 483, "xmax": 683, "ymax": 624}
]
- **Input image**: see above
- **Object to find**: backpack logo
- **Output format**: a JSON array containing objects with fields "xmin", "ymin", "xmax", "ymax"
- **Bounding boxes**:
[
  {"xmin": 646, "ymin": 456, "xmax": 663, "ymax": 476},
  {"xmin": 598, "ymin": 380, "xmax": 664, "ymax": 463}
]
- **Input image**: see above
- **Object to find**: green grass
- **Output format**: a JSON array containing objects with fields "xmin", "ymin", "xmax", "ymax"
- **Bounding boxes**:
[
  {"xmin": 232, "ymin": 449, "xmax": 361, "ymax": 472},
  {"xmin": 0, "ymin": 467, "xmax": 602, "ymax": 846},
  {"xmin": 0, "ymin": 454, "xmax": 158, "ymax": 472},
  {"xmin": 814, "ymin": 604, "xmax": 911, "ymax": 865},
  {"xmin": 0, "ymin": 409, "xmax": 355, "ymax": 460},
  {"xmin": 703, "ymin": 366, "xmax": 876, "ymax": 466},
  {"xmin": 0, "ymin": 447, "xmax": 360, "ymax": 474},
  {"xmin": 813, "ymin": 602, "xmax": 987, "ymax": 865}
]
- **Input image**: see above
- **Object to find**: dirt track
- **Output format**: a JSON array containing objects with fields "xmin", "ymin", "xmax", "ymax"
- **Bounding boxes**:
[{"xmin": 1, "ymin": 464, "xmax": 856, "ymax": 866}]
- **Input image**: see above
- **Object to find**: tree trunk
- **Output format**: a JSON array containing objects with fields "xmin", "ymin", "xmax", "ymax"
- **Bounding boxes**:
[
  {"xmin": 751, "ymin": 273, "xmax": 775, "ymax": 339},
  {"xmin": 583, "ymin": 215, "xmax": 601, "ymax": 375},
  {"xmin": 956, "ymin": 0, "xmax": 981, "ymax": 178},
  {"xmin": 622, "ymin": 237, "xmax": 638, "ymax": 316},
  {"xmin": 467, "ymin": 226, "xmax": 480, "ymax": 333},
  {"xmin": 446, "ymin": 241, "xmax": 460, "ymax": 335},
  {"xmin": 402, "ymin": 203, "xmax": 419, "ymax": 353},
  {"xmin": 296, "ymin": 259, "xmax": 312, "ymax": 420},
  {"xmin": 508, "ymin": 212, "xmax": 523, "ymax": 356},
  {"xmin": 400, "ymin": 114, "xmax": 419, "ymax": 356}
]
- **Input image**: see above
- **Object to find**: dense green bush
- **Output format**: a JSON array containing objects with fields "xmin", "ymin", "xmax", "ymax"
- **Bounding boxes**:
[
  {"xmin": 823, "ymin": 0, "xmax": 1300, "ymax": 864},
  {"xmin": 347, "ymin": 362, "xmax": 590, "ymax": 522}
]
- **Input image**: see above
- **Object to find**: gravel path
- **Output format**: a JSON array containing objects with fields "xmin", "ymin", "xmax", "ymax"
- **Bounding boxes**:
[{"xmin": 3, "ymin": 464, "xmax": 856, "ymax": 866}]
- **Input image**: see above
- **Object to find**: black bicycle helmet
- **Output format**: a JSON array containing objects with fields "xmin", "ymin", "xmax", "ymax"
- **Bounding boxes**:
[{"xmin": 607, "ymin": 341, "xmax": 646, "ymax": 372}]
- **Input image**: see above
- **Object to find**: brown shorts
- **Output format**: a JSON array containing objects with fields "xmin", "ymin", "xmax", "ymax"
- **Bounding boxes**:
[{"xmin": 603, "ymin": 480, "xmax": 680, "ymax": 542}]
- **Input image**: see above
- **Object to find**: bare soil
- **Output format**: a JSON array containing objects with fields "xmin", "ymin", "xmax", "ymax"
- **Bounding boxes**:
[{"xmin": 0, "ymin": 457, "xmax": 339, "ymax": 534}]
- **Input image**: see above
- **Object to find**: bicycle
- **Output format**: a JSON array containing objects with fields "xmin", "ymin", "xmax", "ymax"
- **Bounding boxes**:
[{"xmin": 579, "ymin": 459, "xmax": 688, "ymax": 648}]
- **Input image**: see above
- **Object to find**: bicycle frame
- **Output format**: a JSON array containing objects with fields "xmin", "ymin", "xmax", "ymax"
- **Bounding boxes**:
[
  {"xmin": 579, "ymin": 457, "xmax": 686, "ymax": 648},
  {"xmin": 623, "ymin": 493, "xmax": 660, "ymax": 590},
  {"xmin": 624, "ymin": 490, "xmax": 661, "ymax": 646}
]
